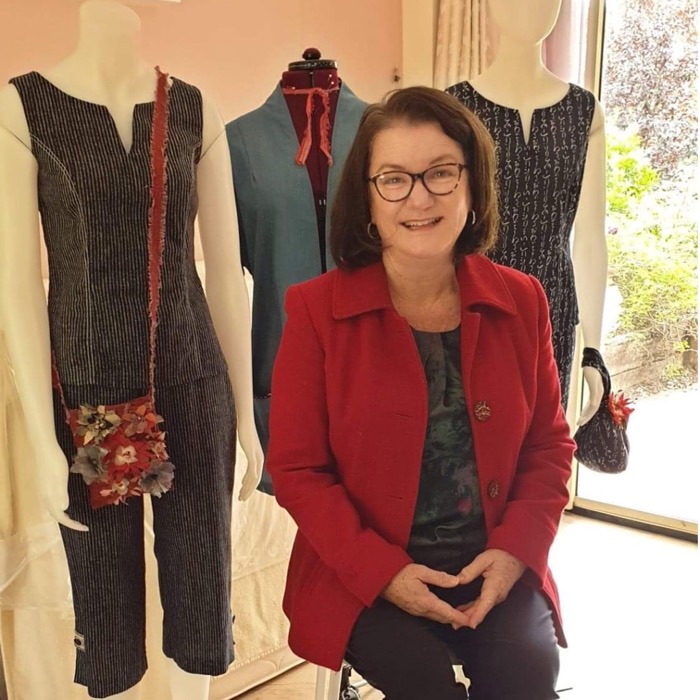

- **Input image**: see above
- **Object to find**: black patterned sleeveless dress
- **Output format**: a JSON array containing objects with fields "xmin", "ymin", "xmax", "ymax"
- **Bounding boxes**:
[
  {"xmin": 446, "ymin": 82, "xmax": 596, "ymax": 406},
  {"xmin": 9, "ymin": 71, "xmax": 236, "ymax": 698}
]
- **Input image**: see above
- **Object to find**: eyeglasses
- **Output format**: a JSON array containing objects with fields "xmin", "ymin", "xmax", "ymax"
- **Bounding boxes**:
[{"xmin": 368, "ymin": 162, "xmax": 467, "ymax": 202}]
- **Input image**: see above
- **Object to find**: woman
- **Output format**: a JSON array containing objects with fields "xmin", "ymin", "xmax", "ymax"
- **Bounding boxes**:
[{"xmin": 267, "ymin": 87, "xmax": 575, "ymax": 700}]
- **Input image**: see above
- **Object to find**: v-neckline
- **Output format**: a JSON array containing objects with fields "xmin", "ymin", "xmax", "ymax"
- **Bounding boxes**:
[
  {"xmin": 466, "ymin": 82, "xmax": 573, "ymax": 149},
  {"xmin": 31, "ymin": 71, "xmax": 165, "ymax": 157}
]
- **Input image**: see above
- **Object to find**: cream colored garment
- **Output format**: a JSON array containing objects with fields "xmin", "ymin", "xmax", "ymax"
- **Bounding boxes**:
[
  {"xmin": 434, "ymin": 0, "xmax": 496, "ymax": 89},
  {"xmin": 0, "ymin": 264, "xmax": 298, "ymax": 699},
  {"xmin": 0, "ymin": 332, "xmax": 77, "ymax": 699},
  {"xmin": 0, "ymin": 334, "xmax": 168, "ymax": 699},
  {"xmin": 0, "ymin": 333, "xmax": 70, "ymax": 612}
]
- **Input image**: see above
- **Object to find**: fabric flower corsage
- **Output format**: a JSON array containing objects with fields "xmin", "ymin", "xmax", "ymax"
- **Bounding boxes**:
[
  {"xmin": 67, "ymin": 398, "xmax": 175, "ymax": 508},
  {"xmin": 608, "ymin": 391, "xmax": 634, "ymax": 428},
  {"xmin": 76, "ymin": 404, "xmax": 122, "ymax": 444}
]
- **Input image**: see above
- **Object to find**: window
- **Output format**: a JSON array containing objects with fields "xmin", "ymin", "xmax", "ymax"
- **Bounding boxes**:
[{"xmin": 573, "ymin": 0, "xmax": 698, "ymax": 536}]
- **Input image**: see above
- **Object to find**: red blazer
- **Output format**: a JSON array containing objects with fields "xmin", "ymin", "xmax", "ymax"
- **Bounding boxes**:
[{"xmin": 267, "ymin": 254, "xmax": 575, "ymax": 670}]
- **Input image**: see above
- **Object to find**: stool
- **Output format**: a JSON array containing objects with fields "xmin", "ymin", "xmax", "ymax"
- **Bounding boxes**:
[
  {"xmin": 315, "ymin": 661, "xmax": 574, "ymax": 698},
  {"xmin": 315, "ymin": 661, "xmax": 466, "ymax": 699},
  {"xmin": 314, "ymin": 662, "xmax": 367, "ymax": 700}
]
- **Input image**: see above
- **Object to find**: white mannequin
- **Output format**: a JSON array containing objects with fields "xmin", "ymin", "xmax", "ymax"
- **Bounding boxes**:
[
  {"xmin": 470, "ymin": 0, "xmax": 608, "ymax": 424},
  {"xmin": 0, "ymin": 1, "xmax": 263, "ymax": 698}
]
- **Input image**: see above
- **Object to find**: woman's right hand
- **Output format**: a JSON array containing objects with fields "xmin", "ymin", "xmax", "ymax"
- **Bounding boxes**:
[
  {"xmin": 380, "ymin": 563, "xmax": 469, "ymax": 627},
  {"xmin": 37, "ymin": 443, "xmax": 88, "ymax": 532}
]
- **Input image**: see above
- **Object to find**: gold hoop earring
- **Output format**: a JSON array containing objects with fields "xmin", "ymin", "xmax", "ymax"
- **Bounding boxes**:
[{"xmin": 367, "ymin": 222, "xmax": 380, "ymax": 240}]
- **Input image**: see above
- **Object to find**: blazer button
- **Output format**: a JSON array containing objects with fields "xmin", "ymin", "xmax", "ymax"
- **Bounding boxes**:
[
  {"xmin": 487, "ymin": 480, "xmax": 500, "ymax": 499},
  {"xmin": 474, "ymin": 400, "xmax": 492, "ymax": 422}
]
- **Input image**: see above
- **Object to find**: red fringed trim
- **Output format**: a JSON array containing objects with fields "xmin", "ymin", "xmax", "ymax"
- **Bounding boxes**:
[
  {"xmin": 146, "ymin": 67, "xmax": 171, "ymax": 405},
  {"xmin": 282, "ymin": 86, "xmax": 338, "ymax": 166}
]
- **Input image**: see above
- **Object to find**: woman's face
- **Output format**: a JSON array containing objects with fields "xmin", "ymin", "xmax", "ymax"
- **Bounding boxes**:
[{"xmin": 368, "ymin": 121, "xmax": 470, "ymax": 266}]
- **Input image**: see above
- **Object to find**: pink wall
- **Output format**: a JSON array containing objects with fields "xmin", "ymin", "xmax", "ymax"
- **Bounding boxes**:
[
  {"xmin": 0, "ymin": 0, "xmax": 402, "ymax": 120},
  {"xmin": 0, "ymin": 0, "xmax": 402, "ymax": 273}
]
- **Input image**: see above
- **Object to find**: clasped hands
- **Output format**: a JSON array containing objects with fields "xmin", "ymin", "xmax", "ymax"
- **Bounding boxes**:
[{"xmin": 381, "ymin": 549, "xmax": 526, "ymax": 630}]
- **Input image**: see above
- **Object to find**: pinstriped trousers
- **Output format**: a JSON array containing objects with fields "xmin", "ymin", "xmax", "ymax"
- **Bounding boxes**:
[{"xmin": 54, "ymin": 374, "xmax": 236, "ymax": 698}]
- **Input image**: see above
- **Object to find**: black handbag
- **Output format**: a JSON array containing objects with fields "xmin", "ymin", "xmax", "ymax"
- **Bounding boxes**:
[{"xmin": 573, "ymin": 348, "xmax": 634, "ymax": 474}]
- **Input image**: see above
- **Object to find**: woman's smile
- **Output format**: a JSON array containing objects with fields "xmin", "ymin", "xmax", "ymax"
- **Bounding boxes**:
[{"xmin": 401, "ymin": 216, "xmax": 444, "ymax": 230}]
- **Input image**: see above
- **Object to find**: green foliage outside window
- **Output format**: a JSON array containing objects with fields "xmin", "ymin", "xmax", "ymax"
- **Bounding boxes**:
[{"xmin": 605, "ymin": 123, "xmax": 697, "ymax": 382}]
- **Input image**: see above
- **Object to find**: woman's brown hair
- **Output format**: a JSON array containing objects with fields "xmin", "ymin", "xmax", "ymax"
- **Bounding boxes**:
[{"xmin": 330, "ymin": 86, "xmax": 499, "ymax": 268}]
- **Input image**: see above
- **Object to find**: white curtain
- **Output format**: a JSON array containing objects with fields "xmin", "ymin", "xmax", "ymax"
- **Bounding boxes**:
[
  {"xmin": 434, "ymin": 0, "xmax": 494, "ymax": 89},
  {"xmin": 435, "ymin": 0, "xmax": 600, "ymax": 92},
  {"xmin": 543, "ymin": 0, "xmax": 600, "ymax": 90}
]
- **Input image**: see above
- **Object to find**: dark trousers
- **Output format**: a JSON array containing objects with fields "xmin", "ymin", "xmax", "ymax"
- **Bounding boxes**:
[
  {"xmin": 56, "ymin": 375, "xmax": 236, "ymax": 698},
  {"xmin": 345, "ymin": 580, "xmax": 560, "ymax": 700}
]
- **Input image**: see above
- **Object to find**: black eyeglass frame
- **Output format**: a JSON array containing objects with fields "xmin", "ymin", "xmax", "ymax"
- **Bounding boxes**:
[{"xmin": 367, "ymin": 162, "xmax": 467, "ymax": 202}]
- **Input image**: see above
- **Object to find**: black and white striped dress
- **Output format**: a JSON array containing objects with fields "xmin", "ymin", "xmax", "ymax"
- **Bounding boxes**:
[
  {"xmin": 447, "ymin": 81, "xmax": 596, "ymax": 406},
  {"xmin": 10, "ymin": 72, "xmax": 236, "ymax": 698}
]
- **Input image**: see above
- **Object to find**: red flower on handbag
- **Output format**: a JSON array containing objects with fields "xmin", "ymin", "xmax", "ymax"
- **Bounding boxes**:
[
  {"xmin": 608, "ymin": 391, "xmax": 634, "ymax": 428},
  {"xmin": 149, "ymin": 432, "xmax": 169, "ymax": 460},
  {"xmin": 101, "ymin": 428, "xmax": 154, "ymax": 480},
  {"xmin": 122, "ymin": 403, "xmax": 164, "ymax": 437}
]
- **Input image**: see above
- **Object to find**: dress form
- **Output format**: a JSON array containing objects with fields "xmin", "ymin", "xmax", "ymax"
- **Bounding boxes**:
[
  {"xmin": 467, "ymin": 0, "xmax": 607, "ymax": 423},
  {"xmin": 225, "ymin": 53, "xmax": 366, "ymax": 493},
  {"xmin": 280, "ymin": 48, "xmax": 341, "ymax": 270},
  {"xmin": 0, "ymin": 1, "xmax": 261, "ymax": 697}
]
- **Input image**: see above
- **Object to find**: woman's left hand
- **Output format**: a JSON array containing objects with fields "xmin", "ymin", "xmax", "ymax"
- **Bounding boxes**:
[{"xmin": 454, "ymin": 548, "xmax": 526, "ymax": 629}]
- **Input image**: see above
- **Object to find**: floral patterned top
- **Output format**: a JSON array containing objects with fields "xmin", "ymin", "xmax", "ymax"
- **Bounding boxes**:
[{"xmin": 407, "ymin": 327, "xmax": 487, "ymax": 574}]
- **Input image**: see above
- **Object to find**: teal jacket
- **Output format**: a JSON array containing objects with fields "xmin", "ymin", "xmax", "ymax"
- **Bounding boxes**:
[{"xmin": 226, "ymin": 83, "xmax": 367, "ymax": 489}]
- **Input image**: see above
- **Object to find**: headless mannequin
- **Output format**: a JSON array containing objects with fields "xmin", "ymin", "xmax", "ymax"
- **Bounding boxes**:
[
  {"xmin": 280, "ymin": 49, "xmax": 340, "ymax": 271},
  {"xmin": 0, "ymin": 1, "xmax": 263, "ymax": 698},
  {"xmin": 468, "ymin": 0, "xmax": 607, "ymax": 424},
  {"xmin": 226, "ymin": 56, "xmax": 366, "ymax": 494}
]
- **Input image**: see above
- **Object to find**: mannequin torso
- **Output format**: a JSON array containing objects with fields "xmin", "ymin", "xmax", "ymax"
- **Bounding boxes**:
[
  {"xmin": 0, "ymin": 1, "xmax": 221, "ymax": 155},
  {"xmin": 448, "ymin": 0, "xmax": 607, "ymax": 420},
  {"xmin": 0, "ymin": 1, "xmax": 262, "ymax": 698},
  {"xmin": 281, "ymin": 62, "xmax": 339, "ymax": 131},
  {"xmin": 225, "ymin": 56, "xmax": 366, "ymax": 492},
  {"xmin": 280, "ymin": 52, "xmax": 341, "ymax": 269}
]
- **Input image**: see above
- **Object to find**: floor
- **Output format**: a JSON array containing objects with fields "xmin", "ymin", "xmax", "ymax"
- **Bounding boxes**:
[{"xmin": 236, "ymin": 513, "xmax": 698, "ymax": 700}]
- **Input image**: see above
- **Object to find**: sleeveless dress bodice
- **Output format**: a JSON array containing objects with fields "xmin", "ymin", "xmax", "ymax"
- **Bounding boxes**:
[
  {"xmin": 9, "ymin": 72, "xmax": 228, "ymax": 388},
  {"xmin": 447, "ymin": 81, "xmax": 596, "ymax": 404}
]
